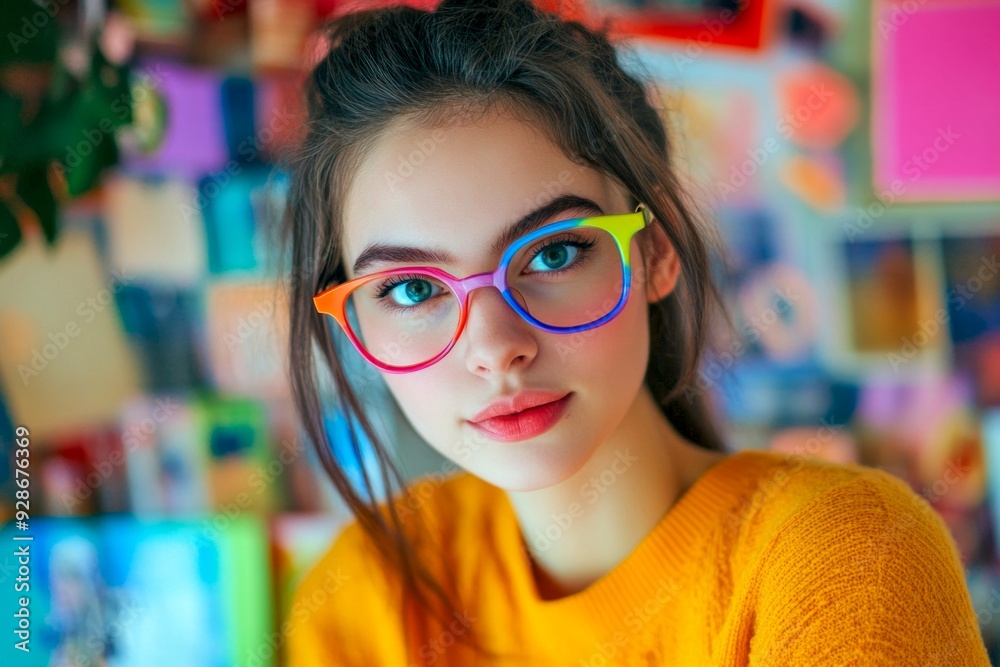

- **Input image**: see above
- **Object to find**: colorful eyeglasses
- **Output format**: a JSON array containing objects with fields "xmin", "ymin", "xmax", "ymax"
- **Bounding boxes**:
[{"xmin": 313, "ymin": 204, "xmax": 651, "ymax": 373}]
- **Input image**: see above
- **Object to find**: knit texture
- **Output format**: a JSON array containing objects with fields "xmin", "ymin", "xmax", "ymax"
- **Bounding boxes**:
[{"xmin": 285, "ymin": 449, "xmax": 991, "ymax": 666}]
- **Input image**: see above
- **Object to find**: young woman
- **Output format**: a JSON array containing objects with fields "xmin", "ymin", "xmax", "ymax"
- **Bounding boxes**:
[{"xmin": 280, "ymin": 1, "xmax": 990, "ymax": 664}]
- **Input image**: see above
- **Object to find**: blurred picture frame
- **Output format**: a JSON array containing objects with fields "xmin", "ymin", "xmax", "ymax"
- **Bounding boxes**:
[
  {"xmin": 824, "ymin": 230, "xmax": 952, "ymax": 379},
  {"xmin": 589, "ymin": 0, "xmax": 771, "ymax": 50}
]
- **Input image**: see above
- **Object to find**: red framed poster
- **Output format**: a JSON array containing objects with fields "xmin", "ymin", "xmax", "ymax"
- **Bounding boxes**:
[
  {"xmin": 587, "ymin": 0, "xmax": 771, "ymax": 51},
  {"xmin": 314, "ymin": 1, "xmax": 769, "ymax": 51}
]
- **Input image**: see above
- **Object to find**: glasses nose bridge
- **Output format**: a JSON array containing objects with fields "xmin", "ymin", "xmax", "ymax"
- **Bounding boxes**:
[
  {"xmin": 452, "ymin": 269, "xmax": 525, "ymax": 331},
  {"xmin": 453, "ymin": 270, "xmax": 503, "ymax": 301}
]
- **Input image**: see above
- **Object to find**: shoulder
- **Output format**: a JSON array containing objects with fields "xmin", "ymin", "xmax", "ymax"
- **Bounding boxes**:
[
  {"xmin": 714, "ymin": 448, "xmax": 928, "ymax": 536},
  {"xmin": 745, "ymin": 448, "xmax": 967, "ymax": 585},
  {"xmin": 722, "ymin": 449, "xmax": 964, "ymax": 573},
  {"xmin": 288, "ymin": 470, "xmax": 498, "ymax": 614},
  {"xmin": 727, "ymin": 451, "xmax": 989, "ymax": 665}
]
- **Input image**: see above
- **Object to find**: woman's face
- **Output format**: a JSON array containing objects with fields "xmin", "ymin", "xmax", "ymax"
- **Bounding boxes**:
[{"xmin": 340, "ymin": 110, "xmax": 673, "ymax": 492}]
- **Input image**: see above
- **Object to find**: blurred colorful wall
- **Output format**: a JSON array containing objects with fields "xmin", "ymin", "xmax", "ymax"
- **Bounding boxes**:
[{"xmin": 1, "ymin": 0, "xmax": 999, "ymax": 665}]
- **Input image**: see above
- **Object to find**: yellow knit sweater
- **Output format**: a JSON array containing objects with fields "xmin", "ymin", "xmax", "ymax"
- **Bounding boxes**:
[{"xmin": 285, "ymin": 449, "xmax": 990, "ymax": 666}]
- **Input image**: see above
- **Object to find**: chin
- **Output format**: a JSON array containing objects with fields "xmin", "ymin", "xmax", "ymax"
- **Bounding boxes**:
[
  {"xmin": 474, "ymin": 467, "xmax": 573, "ymax": 493},
  {"xmin": 463, "ymin": 440, "xmax": 598, "ymax": 493}
]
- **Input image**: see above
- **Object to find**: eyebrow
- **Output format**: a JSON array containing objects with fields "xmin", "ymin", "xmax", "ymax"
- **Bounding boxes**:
[{"xmin": 350, "ymin": 194, "xmax": 606, "ymax": 276}]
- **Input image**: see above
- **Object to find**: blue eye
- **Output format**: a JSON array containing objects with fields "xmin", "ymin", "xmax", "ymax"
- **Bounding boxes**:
[
  {"xmin": 529, "ymin": 243, "xmax": 578, "ymax": 272},
  {"xmin": 375, "ymin": 276, "xmax": 443, "ymax": 308}
]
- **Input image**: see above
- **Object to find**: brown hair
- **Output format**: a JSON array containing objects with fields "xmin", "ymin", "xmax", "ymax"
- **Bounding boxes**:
[{"xmin": 279, "ymin": 0, "xmax": 731, "ymax": 662}]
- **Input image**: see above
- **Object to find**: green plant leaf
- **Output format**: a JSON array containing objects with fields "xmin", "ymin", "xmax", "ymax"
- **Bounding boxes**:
[
  {"xmin": 17, "ymin": 165, "xmax": 58, "ymax": 245},
  {"xmin": 0, "ymin": 199, "xmax": 23, "ymax": 260}
]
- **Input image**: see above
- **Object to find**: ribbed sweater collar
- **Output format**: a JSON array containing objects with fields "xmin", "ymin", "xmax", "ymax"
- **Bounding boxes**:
[{"xmin": 489, "ymin": 449, "xmax": 776, "ymax": 628}]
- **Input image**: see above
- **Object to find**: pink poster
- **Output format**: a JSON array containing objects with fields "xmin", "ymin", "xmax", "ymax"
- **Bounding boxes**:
[{"xmin": 872, "ymin": 0, "xmax": 1000, "ymax": 200}]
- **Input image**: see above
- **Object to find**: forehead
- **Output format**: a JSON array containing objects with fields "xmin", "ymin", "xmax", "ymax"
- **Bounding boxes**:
[{"xmin": 340, "ymin": 112, "xmax": 619, "ymax": 273}]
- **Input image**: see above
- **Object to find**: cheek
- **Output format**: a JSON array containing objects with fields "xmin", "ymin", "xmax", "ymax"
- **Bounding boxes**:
[
  {"xmin": 382, "ymin": 375, "xmax": 458, "ymax": 442},
  {"xmin": 546, "ymin": 285, "xmax": 650, "ymax": 375}
]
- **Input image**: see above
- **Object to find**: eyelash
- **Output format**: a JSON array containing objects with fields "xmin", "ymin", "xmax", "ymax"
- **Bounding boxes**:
[
  {"xmin": 525, "ymin": 234, "xmax": 596, "ymax": 273},
  {"xmin": 372, "ymin": 234, "xmax": 598, "ymax": 301},
  {"xmin": 374, "ymin": 273, "xmax": 440, "ymax": 300}
]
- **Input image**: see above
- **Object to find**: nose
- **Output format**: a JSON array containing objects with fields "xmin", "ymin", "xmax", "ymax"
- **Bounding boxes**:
[{"xmin": 460, "ymin": 285, "xmax": 538, "ymax": 377}]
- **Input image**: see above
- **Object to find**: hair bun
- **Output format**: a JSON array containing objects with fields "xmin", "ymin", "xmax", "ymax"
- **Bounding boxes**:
[
  {"xmin": 435, "ymin": 0, "xmax": 533, "ymax": 13},
  {"xmin": 436, "ymin": 0, "xmax": 506, "ymax": 7}
]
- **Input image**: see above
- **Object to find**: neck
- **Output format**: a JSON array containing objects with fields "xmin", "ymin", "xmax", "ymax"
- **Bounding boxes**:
[{"xmin": 504, "ymin": 384, "xmax": 722, "ymax": 599}]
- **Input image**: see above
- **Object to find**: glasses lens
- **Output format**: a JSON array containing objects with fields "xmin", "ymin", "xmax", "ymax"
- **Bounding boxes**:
[
  {"xmin": 506, "ymin": 226, "xmax": 625, "ymax": 328},
  {"xmin": 345, "ymin": 272, "xmax": 460, "ymax": 368}
]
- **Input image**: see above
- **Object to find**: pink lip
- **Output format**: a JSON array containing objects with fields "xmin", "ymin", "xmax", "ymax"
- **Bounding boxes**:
[{"xmin": 468, "ymin": 391, "xmax": 572, "ymax": 443}]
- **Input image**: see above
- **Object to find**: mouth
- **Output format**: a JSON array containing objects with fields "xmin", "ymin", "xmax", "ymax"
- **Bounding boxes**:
[{"xmin": 467, "ymin": 392, "xmax": 573, "ymax": 443}]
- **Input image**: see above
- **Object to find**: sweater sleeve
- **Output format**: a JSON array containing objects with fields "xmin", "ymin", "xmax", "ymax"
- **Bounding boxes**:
[
  {"xmin": 748, "ymin": 467, "xmax": 991, "ymax": 666},
  {"xmin": 283, "ymin": 521, "xmax": 409, "ymax": 667}
]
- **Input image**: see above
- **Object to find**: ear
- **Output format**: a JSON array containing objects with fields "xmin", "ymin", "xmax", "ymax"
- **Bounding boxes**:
[{"xmin": 640, "ymin": 221, "xmax": 681, "ymax": 303}]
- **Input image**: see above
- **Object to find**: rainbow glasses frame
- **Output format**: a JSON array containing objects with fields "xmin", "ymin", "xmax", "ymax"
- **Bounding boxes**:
[{"xmin": 313, "ymin": 203, "xmax": 652, "ymax": 373}]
